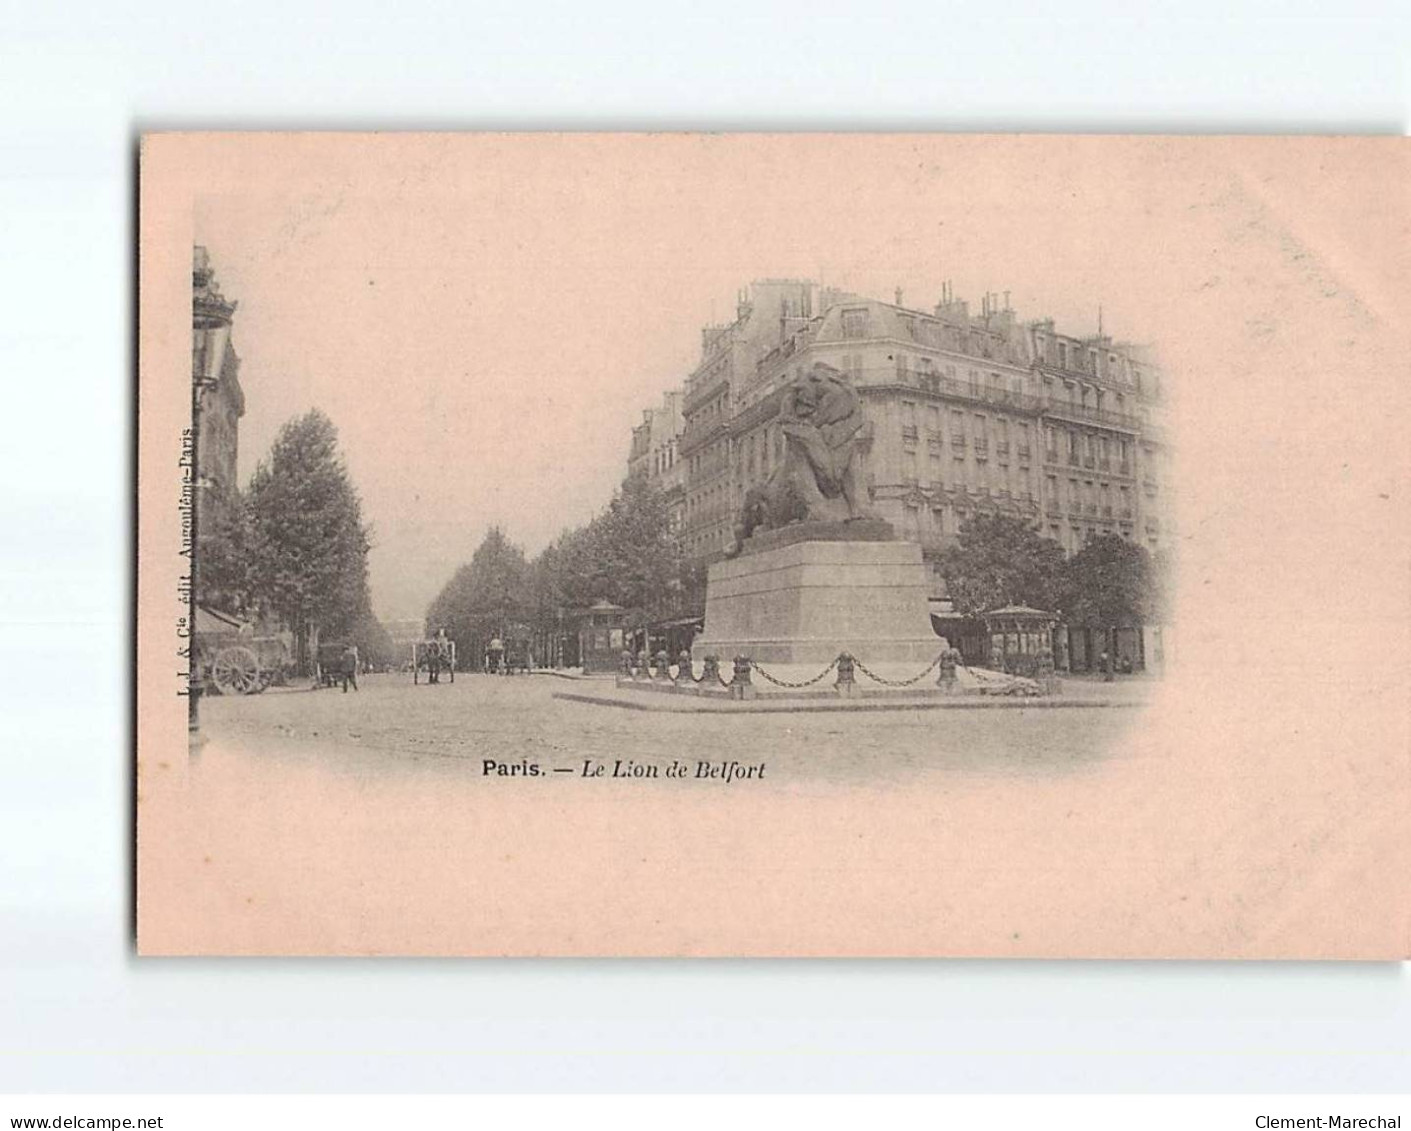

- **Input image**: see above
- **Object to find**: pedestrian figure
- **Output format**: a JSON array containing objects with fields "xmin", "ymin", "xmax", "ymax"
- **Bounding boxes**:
[
  {"xmin": 429, "ymin": 627, "xmax": 449, "ymax": 684},
  {"xmin": 341, "ymin": 643, "xmax": 359, "ymax": 693},
  {"xmin": 1100, "ymin": 648, "xmax": 1114, "ymax": 682}
]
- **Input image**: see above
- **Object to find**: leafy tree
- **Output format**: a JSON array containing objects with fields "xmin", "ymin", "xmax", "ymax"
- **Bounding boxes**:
[
  {"xmin": 244, "ymin": 410, "xmax": 371, "ymax": 669},
  {"xmin": 432, "ymin": 480, "xmax": 690, "ymax": 669},
  {"xmin": 426, "ymin": 526, "xmax": 530, "ymax": 667},
  {"xmin": 585, "ymin": 475, "xmax": 684, "ymax": 624},
  {"xmin": 196, "ymin": 490, "xmax": 254, "ymax": 617},
  {"xmin": 350, "ymin": 601, "xmax": 398, "ymax": 671},
  {"xmin": 935, "ymin": 512, "xmax": 1065, "ymax": 616},
  {"xmin": 1057, "ymin": 534, "xmax": 1156, "ymax": 652}
]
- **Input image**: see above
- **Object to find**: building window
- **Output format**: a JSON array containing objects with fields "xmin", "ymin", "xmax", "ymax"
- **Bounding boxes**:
[{"xmin": 841, "ymin": 309, "xmax": 869, "ymax": 339}]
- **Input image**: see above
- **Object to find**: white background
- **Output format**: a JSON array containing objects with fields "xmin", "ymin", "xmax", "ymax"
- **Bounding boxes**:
[{"xmin": 1, "ymin": 0, "xmax": 1408, "ymax": 1095}]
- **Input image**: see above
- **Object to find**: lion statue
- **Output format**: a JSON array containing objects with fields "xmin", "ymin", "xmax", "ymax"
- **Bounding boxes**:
[{"xmin": 732, "ymin": 362, "xmax": 873, "ymax": 552}]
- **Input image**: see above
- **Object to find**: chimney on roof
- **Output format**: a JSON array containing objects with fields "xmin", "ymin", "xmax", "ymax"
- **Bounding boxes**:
[{"xmin": 895, "ymin": 286, "xmax": 903, "ymax": 307}]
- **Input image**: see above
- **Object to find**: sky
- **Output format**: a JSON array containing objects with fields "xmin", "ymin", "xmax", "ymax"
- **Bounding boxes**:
[{"xmin": 188, "ymin": 134, "xmax": 1401, "ymax": 623}]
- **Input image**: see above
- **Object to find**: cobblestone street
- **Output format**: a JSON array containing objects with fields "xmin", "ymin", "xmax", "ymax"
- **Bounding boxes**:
[{"xmin": 197, "ymin": 671, "xmax": 1150, "ymax": 787}]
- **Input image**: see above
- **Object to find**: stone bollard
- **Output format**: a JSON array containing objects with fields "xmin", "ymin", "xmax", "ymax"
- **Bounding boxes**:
[
  {"xmin": 835, "ymin": 651, "xmax": 856, "ymax": 697},
  {"xmin": 675, "ymin": 650, "xmax": 693, "ymax": 685},
  {"xmin": 937, "ymin": 647, "xmax": 959, "ymax": 694},
  {"xmin": 653, "ymin": 649, "xmax": 672, "ymax": 683},
  {"xmin": 730, "ymin": 655, "xmax": 756, "ymax": 701},
  {"xmin": 700, "ymin": 654, "xmax": 721, "ymax": 687}
]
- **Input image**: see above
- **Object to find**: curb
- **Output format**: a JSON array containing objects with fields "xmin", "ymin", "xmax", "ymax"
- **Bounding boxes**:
[{"xmin": 551, "ymin": 690, "xmax": 1143, "ymax": 714}]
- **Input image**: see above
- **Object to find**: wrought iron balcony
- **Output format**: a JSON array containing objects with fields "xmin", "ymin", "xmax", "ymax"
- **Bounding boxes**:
[
  {"xmin": 1041, "ymin": 395, "xmax": 1143, "ymax": 432},
  {"xmin": 901, "ymin": 424, "xmax": 919, "ymax": 443}
]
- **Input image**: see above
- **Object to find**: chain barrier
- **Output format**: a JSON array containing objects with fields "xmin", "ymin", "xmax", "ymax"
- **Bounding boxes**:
[
  {"xmin": 853, "ymin": 651, "xmax": 945, "ymax": 688},
  {"xmin": 749, "ymin": 657, "xmax": 839, "ymax": 689}
]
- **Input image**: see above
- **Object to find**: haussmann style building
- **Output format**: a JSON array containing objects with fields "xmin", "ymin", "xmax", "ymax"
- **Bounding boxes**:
[{"xmin": 626, "ymin": 279, "xmax": 1174, "ymax": 670}]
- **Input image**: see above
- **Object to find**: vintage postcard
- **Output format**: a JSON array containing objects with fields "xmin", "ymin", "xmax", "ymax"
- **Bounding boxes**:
[{"xmin": 137, "ymin": 133, "xmax": 1409, "ymax": 957}]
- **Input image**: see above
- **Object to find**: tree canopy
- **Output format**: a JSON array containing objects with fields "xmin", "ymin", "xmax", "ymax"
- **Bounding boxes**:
[
  {"xmin": 242, "ymin": 410, "xmax": 372, "ymax": 655},
  {"xmin": 426, "ymin": 526, "xmax": 530, "ymax": 660},
  {"xmin": 1057, "ymin": 533, "xmax": 1157, "ymax": 628},
  {"xmin": 426, "ymin": 476, "xmax": 690, "ymax": 665},
  {"xmin": 934, "ymin": 513, "xmax": 1066, "ymax": 616}
]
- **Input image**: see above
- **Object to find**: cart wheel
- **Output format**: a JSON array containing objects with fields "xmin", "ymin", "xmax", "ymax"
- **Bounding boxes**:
[{"xmin": 211, "ymin": 645, "xmax": 261, "ymax": 696}]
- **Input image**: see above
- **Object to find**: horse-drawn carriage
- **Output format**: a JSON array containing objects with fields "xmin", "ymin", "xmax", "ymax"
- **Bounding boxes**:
[
  {"xmin": 315, "ymin": 641, "xmax": 359, "ymax": 689},
  {"xmin": 502, "ymin": 637, "xmax": 532, "ymax": 674},
  {"xmin": 193, "ymin": 607, "xmax": 292, "ymax": 696},
  {"xmin": 412, "ymin": 638, "xmax": 456, "ymax": 684},
  {"xmin": 485, "ymin": 634, "xmax": 531, "ymax": 674}
]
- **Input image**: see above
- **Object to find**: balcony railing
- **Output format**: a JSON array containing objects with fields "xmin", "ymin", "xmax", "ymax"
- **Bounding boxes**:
[
  {"xmin": 996, "ymin": 441, "xmax": 1010, "ymax": 456},
  {"xmin": 863, "ymin": 369, "xmax": 1047, "ymax": 415},
  {"xmin": 1041, "ymin": 396, "xmax": 1143, "ymax": 432},
  {"xmin": 901, "ymin": 424, "xmax": 919, "ymax": 443},
  {"xmin": 849, "ymin": 367, "xmax": 1150, "ymax": 434},
  {"xmin": 1018, "ymin": 445, "xmax": 1032, "ymax": 460},
  {"xmin": 951, "ymin": 434, "xmax": 966, "ymax": 449},
  {"xmin": 1102, "ymin": 505, "xmax": 1113, "ymax": 518},
  {"xmin": 973, "ymin": 439, "xmax": 990, "ymax": 458},
  {"xmin": 1120, "ymin": 507, "xmax": 1134, "ymax": 519}
]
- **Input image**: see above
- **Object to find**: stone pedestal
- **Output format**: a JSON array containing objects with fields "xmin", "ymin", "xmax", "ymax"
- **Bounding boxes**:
[{"xmin": 692, "ymin": 536, "xmax": 943, "ymax": 666}]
